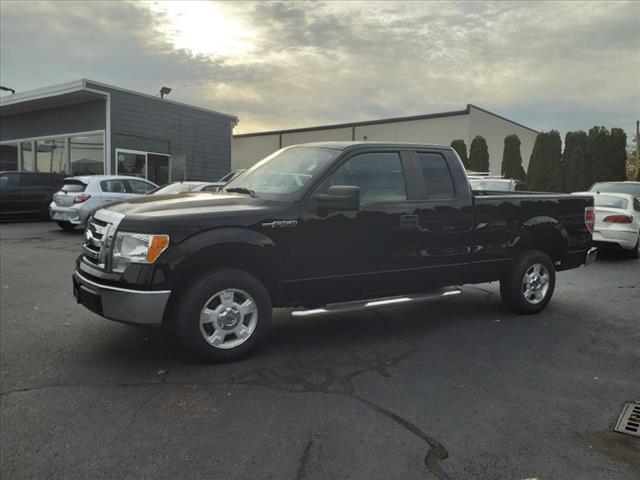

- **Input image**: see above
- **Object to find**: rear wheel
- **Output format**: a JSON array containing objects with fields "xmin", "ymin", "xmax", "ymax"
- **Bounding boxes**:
[
  {"xmin": 626, "ymin": 233, "xmax": 639, "ymax": 259},
  {"xmin": 500, "ymin": 250, "xmax": 556, "ymax": 314},
  {"xmin": 175, "ymin": 269, "xmax": 272, "ymax": 363},
  {"xmin": 57, "ymin": 221, "xmax": 76, "ymax": 231}
]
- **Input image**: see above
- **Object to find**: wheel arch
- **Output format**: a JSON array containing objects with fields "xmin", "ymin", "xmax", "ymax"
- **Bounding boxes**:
[{"xmin": 515, "ymin": 216, "xmax": 568, "ymax": 264}]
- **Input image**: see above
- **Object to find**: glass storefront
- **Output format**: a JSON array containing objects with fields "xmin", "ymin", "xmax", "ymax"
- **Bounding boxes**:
[
  {"xmin": 70, "ymin": 134, "xmax": 104, "ymax": 175},
  {"xmin": 116, "ymin": 149, "xmax": 171, "ymax": 185},
  {"xmin": 0, "ymin": 132, "xmax": 104, "ymax": 175},
  {"xmin": 21, "ymin": 142, "xmax": 35, "ymax": 171},
  {"xmin": 36, "ymin": 139, "xmax": 67, "ymax": 174}
]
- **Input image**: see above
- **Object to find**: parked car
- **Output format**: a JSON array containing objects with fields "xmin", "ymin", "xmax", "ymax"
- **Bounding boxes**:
[
  {"xmin": 50, "ymin": 175, "xmax": 157, "ymax": 230},
  {"xmin": 205, "ymin": 169, "xmax": 246, "ymax": 192},
  {"xmin": 72, "ymin": 142, "xmax": 595, "ymax": 362},
  {"xmin": 572, "ymin": 191, "xmax": 639, "ymax": 258},
  {"xmin": 468, "ymin": 176, "xmax": 520, "ymax": 192},
  {"xmin": 148, "ymin": 181, "xmax": 222, "ymax": 195},
  {"xmin": 0, "ymin": 171, "xmax": 65, "ymax": 221},
  {"xmin": 589, "ymin": 181, "xmax": 640, "ymax": 198}
]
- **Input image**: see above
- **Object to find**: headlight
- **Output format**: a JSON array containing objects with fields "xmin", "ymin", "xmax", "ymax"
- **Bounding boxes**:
[{"xmin": 111, "ymin": 232, "xmax": 170, "ymax": 273}]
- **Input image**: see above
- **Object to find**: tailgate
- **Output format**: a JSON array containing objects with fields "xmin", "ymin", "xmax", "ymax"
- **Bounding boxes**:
[{"xmin": 54, "ymin": 180, "xmax": 87, "ymax": 206}]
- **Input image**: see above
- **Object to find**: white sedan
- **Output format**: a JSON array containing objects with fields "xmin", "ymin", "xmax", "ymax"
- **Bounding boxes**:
[{"xmin": 573, "ymin": 191, "xmax": 640, "ymax": 259}]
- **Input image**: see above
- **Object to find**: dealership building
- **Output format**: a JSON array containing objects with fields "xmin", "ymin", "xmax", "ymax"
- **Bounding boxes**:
[
  {"xmin": 0, "ymin": 79, "xmax": 237, "ymax": 184},
  {"xmin": 232, "ymin": 104, "xmax": 538, "ymax": 174}
]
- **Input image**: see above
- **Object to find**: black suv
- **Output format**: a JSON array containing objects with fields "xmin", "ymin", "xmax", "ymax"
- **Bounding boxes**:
[{"xmin": 0, "ymin": 171, "xmax": 65, "ymax": 221}]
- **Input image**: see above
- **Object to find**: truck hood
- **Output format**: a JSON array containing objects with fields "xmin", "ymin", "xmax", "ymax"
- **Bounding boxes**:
[{"xmin": 104, "ymin": 192, "xmax": 268, "ymax": 218}]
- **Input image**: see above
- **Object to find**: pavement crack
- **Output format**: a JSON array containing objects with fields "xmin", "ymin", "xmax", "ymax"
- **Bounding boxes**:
[
  {"xmin": 353, "ymin": 394, "xmax": 450, "ymax": 480},
  {"xmin": 295, "ymin": 439, "xmax": 313, "ymax": 480}
]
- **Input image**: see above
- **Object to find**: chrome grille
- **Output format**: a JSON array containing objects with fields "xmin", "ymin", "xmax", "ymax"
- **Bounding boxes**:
[{"xmin": 81, "ymin": 209, "xmax": 125, "ymax": 271}]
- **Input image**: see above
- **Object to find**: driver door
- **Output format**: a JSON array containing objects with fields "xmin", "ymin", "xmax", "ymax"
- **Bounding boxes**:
[{"xmin": 285, "ymin": 149, "xmax": 421, "ymax": 304}]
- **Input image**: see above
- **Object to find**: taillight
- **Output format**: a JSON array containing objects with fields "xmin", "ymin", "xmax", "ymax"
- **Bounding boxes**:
[
  {"xmin": 73, "ymin": 193, "xmax": 91, "ymax": 204},
  {"xmin": 584, "ymin": 207, "xmax": 595, "ymax": 233},
  {"xmin": 603, "ymin": 214, "xmax": 632, "ymax": 224}
]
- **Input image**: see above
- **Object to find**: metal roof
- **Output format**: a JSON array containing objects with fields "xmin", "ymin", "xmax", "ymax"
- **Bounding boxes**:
[
  {"xmin": 0, "ymin": 79, "xmax": 238, "ymax": 122},
  {"xmin": 234, "ymin": 104, "xmax": 538, "ymax": 137}
]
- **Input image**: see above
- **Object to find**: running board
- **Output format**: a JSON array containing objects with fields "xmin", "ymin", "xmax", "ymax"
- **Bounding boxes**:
[{"xmin": 291, "ymin": 287, "xmax": 462, "ymax": 318}]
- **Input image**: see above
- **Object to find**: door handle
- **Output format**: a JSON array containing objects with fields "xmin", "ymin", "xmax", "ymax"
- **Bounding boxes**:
[{"xmin": 399, "ymin": 214, "xmax": 419, "ymax": 231}]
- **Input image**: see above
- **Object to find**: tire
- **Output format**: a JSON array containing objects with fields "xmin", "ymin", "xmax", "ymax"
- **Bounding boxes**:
[
  {"xmin": 500, "ymin": 250, "xmax": 556, "ymax": 314},
  {"xmin": 625, "ymin": 234, "xmax": 639, "ymax": 259},
  {"xmin": 175, "ymin": 268, "xmax": 272, "ymax": 363},
  {"xmin": 57, "ymin": 221, "xmax": 76, "ymax": 231}
]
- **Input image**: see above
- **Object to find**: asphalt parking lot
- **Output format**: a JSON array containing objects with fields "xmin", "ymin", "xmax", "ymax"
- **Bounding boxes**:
[{"xmin": 0, "ymin": 221, "xmax": 638, "ymax": 480}]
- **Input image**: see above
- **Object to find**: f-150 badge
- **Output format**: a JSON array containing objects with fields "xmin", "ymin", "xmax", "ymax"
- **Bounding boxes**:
[{"xmin": 262, "ymin": 220, "xmax": 298, "ymax": 229}]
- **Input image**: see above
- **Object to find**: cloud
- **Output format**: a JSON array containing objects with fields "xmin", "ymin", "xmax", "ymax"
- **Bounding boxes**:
[{"xmin": 1, "ymin": 0, "xmax": 638, "ymax": 139}]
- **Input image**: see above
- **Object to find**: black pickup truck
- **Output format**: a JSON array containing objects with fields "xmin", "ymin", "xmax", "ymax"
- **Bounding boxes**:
[{"xmin": 73, "ymin": 142, "xmax": 596, "ymax": 362}]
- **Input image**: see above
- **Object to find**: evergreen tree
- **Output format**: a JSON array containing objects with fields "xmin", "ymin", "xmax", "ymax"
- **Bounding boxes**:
[
  {"xmin": 562, "ymin": 131, "xmax": 587, "ymax": 192},
  {"xmin": 501, "ymin": 134, "xmax": 526, "ymax": 182},
  {"xmin": 610, "ymin": 128, "xmax": 628, "ymax": 181},
  {"xmin": 469, "ymin": 136, "xmax": 489, "ymax": 172},
  {"xmin": 526, "ymin": 130, "xmax": 563, "ymax": 192},
  {"xmin": 586, "ymin": 126, "xmax": 610, "ymax": 186},
  {"xmin": 450, "ymin": 139, "xmax": 469, "ymax": 169},
  {"xmin": 565, "ymin": 146, "xmax": 587, "ymax": 192}
]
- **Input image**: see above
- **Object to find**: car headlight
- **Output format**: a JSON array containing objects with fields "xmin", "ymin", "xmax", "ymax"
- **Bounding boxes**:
[{"xmin": 111, "ymin": 232, "xmax": 170, "ymax": 273}]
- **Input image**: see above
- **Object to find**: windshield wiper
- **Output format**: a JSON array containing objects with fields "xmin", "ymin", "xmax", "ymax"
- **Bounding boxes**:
[{"xmin": 225, "ymin": 186, "xmax": 257, "ymax": 197}]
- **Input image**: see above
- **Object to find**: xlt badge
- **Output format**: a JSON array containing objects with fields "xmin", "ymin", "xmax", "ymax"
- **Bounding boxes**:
[{"xmin": 261, "ymin": 220, "xmax": 298, "ymax": 229}]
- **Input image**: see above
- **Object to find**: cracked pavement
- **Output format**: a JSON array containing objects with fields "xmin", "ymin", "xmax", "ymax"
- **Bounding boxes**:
[{"xmin": 1, "ymin": 222, "xmax": 639, "ymax": 479}]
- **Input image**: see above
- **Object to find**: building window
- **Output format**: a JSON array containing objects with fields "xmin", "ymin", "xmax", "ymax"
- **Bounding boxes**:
[
  {"xmin": 116, "ymin": 149, "xmax": 171, "ymax": 184},
  {"xmin": 0, "ymin": 143, "xmax": 18, "ymax": 171},
  {"xmin": 21, "ymin": 142, "xmax": 35, "ymax": 171},
  {"xmin": 70, "ymin": 133, "xmax": 104, "ymax": 175},
  {"xmin": 117, "ymin": 151, "xmax": 146, "ymax": 178},
  {"xmin": 36, "ymin": 138, "xmax": 67, "ymax": 173}
]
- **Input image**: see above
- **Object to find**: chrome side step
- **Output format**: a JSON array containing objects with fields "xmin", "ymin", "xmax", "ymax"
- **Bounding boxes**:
[{"xmin": 291, "ymin": 287, "xmax": 462, "ymax": 318}]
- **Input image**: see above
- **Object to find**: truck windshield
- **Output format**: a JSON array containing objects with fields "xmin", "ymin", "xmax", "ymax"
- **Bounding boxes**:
[{"xmin": 224, "ymin": 147, "xmax": 340, "ymax": 199}]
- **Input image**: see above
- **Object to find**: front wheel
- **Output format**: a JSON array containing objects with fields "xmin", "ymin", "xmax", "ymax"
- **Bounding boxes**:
[
  {"xmin": 500, "ymin": 250, "xmax": 556, "ymax": 314},
  {"xmin": 175, "ymin": 269, "xmax": 272, "ymax": 363}
]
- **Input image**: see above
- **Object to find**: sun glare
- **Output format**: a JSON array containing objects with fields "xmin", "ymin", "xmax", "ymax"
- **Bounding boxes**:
[{"xmin": 146, "ymin": 1, "xmax": 256, "ymax": 58}]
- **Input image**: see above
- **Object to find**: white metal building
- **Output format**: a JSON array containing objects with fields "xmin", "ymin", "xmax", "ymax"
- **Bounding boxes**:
[{"xmin": 232, "ymin": 104, "xmax": 538, "ymax": 174}]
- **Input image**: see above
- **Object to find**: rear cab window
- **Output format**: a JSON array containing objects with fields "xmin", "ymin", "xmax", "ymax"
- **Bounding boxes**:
[{"xmin": 415, "ymin": 152, "xmax": 455, "ymax": 199}]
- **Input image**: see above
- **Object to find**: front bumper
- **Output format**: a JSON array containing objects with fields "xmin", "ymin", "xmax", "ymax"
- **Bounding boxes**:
[{"xmin": 72, "ymin": 271, "xmax": 171, "ymax": 326}]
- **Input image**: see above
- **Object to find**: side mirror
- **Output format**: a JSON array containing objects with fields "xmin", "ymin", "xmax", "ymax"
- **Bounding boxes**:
[{"xmin": 315, "ymin": 185, "xmax": 360, "ymax": 212}]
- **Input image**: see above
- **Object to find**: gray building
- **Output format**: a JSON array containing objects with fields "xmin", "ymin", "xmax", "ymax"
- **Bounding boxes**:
[
  {"xmin": 0, "ymin": 79, "xmax": 237, "ymax": 184},
  {"xmin": 233, "ymin": 104, "xmax": 538, "ymax": 175}
]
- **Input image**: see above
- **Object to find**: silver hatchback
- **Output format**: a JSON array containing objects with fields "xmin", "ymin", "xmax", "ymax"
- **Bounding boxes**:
[{"xmin": 49, "ymin": 175, "xmax": 157, "ymax": 230}]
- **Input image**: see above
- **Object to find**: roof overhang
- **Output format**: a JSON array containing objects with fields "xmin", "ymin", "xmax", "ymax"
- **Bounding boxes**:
[{"xmin": 0, "ymin": 80, "xmax": 107, "ymax": 116}]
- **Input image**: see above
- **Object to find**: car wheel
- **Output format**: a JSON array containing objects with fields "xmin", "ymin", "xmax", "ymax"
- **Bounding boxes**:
[
  {"xmin": 57, "ymin": 221, "xmax": 76, "ymax": 231},
  {"xmin": 175, "ymin": 269, "xmax": 272, "ymax": 363},
  {"xmin": 626, "ymin": 233, "xmax": 639, "ymax": 259},
  {"xmin": 500, "ymin": 250, "xmax": 556, "ymax": 314}
]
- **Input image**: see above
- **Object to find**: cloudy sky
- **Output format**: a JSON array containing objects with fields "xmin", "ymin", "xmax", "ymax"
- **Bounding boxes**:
[{"xmin": 1, "ymin": 0, "xmax": 638, "ymax": 139}]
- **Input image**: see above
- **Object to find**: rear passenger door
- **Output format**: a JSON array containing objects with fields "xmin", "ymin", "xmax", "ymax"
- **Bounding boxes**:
[
  {"xmin": 408, "ymin": 150, "xmax": 474, "ymax": 283},
  {"xmin": 100, "ymin": 179, "xmax": 130, "ymax": 204}
]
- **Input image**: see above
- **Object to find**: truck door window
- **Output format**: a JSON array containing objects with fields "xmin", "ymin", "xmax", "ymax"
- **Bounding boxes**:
[
  {"xmin": 326, "ymin": 152, "xmax": 407, "ymax": 207},
  {"xmin": 416, "ymin": 152, "xmax": 455, "ymax": 199}
]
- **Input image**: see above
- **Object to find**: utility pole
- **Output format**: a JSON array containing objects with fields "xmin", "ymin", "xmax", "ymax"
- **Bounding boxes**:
[{"xmin": 636, "ymin": 120, "xmax": 639, "ymax": 180}]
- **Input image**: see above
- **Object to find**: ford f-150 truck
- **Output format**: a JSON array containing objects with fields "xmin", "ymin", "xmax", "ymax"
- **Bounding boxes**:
[{"xmin": 73, "ymin": 142, "xmax": 596, "ymax": 362}]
